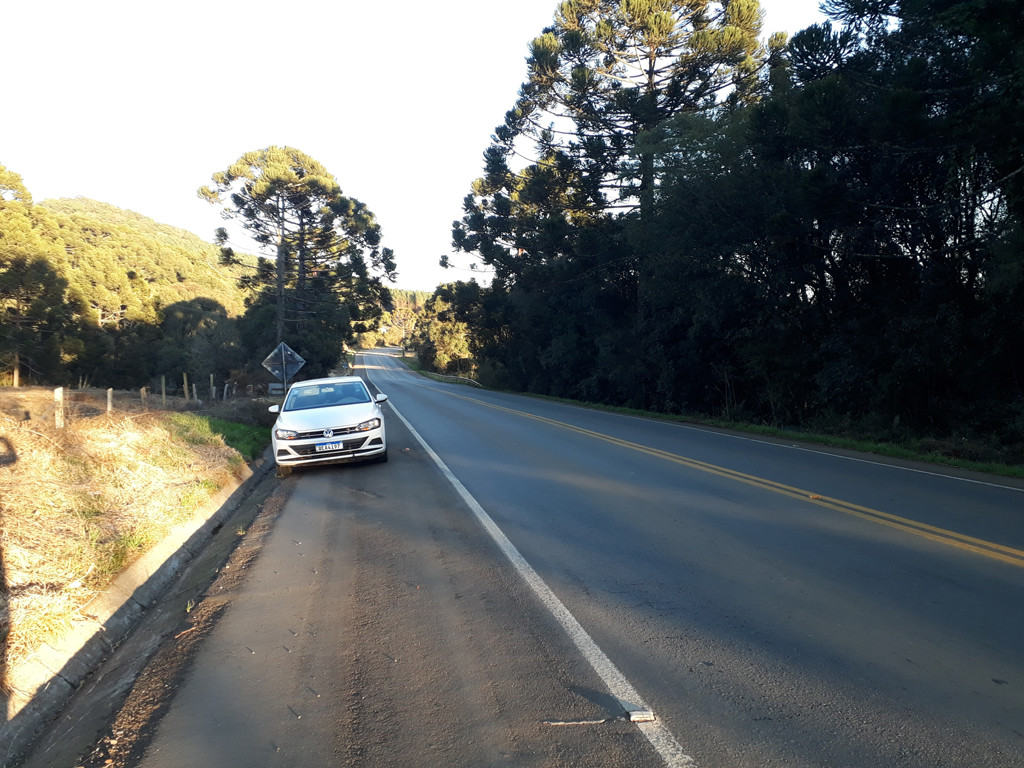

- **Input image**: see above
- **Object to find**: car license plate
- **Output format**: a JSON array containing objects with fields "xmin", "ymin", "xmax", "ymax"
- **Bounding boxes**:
[{"xmin": 315, "ymin": 441, "xmax": 344, "ymax": 453}]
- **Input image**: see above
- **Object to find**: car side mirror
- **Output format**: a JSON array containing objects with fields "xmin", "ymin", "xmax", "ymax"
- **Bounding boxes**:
[
  {"xmin": 375, "ymin": 394, "xmax": 388, "ymax": 404},
  {"xmin": 268, "ymin": 404, "xmax": 280, "ymax": 414}
]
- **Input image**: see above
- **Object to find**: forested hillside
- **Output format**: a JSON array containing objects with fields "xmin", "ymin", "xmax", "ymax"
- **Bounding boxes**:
[
  {"xmin": 3, "ymin": 147, "xmax": 398, "ymax": 392},
  {"xmin": 38, "ymin": 197, "xmax": 248, "ymax": 318},
  {"xmin": 427, "ymin": 0, "xmax": 1024, "ymax": 460},
  {"xmin": 0, "ymin": 167, "xmax": 254, "ymax": 391}
]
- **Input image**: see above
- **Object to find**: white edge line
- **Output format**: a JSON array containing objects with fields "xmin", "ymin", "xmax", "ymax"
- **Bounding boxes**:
[{"xmin": 387, "ymin": 400, "xmax": 698, "ymax": 768}]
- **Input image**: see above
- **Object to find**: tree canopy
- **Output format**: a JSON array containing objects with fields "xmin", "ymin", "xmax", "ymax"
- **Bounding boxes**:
[
  {"xmin": 452, "ymin": 0, "xmax": 781, "ymax": 287},
  {"xmin": 430, "ymin": 0, "xmax": 1024, "ymax": 461},
  {"xmin": 1, "ymin": 164, "xmax": 252, "ymax": 389},
  {"xmin": 200, "ymin": 146, "xmax": 396, "ymax": 377}
]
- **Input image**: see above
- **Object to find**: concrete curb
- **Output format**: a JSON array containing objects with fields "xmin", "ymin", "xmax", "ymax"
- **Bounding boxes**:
[{"xmin": 1, "ymin": 446, "xmax": 277, "ymax": 764}]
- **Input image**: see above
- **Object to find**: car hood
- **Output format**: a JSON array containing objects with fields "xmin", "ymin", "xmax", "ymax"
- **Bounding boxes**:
[{"xmin": 275, "ymin": 401, "xmax": 380, "ymax": 432}]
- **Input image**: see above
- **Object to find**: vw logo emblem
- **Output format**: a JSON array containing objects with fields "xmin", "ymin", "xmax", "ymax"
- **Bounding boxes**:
[{"xmin": 323, "ymin": 429, "xmax": 334, "ymax": 438}]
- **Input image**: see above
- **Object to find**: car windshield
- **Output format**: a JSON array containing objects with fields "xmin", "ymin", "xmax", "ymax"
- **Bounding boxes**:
[{"xmin": 283, "ymin": 382, "xmax": 371, "ymax": 411}]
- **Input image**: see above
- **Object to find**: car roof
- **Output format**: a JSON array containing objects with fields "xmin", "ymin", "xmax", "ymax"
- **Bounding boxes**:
[{"xmin": 287, "ymin": 376, "xmax": 365, "ymax": 389}]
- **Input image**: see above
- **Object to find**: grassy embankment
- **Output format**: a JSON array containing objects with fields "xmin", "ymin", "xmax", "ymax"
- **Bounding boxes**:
[{"xmin": 0, "ymin": 388, "xmax": 270, "ymax": 686}]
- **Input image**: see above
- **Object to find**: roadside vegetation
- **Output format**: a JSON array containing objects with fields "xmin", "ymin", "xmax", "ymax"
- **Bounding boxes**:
[
  {"xmin": 394, "ymin": 354, "xmax": 1024, "ymax": 480},
  {"xmin": 0, "ymin": 388, "xmax": 270, "ymax": 689},
  {"xmin": 165, "ymin": 412, "xmax": 270, "ymax": 463},
  {"xmin": 403, "ymin": 0, "xmax": 1024, "ymax": 476}
]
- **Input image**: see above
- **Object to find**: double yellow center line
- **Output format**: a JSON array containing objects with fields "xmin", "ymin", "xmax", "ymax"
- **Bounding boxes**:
[{"xmin": 451, "ymin": 393, "xmax": 1024, "ymax": 569}]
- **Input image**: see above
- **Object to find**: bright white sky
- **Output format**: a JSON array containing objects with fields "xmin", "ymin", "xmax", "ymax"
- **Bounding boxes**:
[{"xmin": 1, "ymin": 0, "xmax": 827, "ymax": 291}]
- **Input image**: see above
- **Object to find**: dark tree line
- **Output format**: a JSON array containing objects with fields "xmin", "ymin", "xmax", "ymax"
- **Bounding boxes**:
[{"xmin": 437, "ymin": 0, "xmax": 1024, "ymax": 457}]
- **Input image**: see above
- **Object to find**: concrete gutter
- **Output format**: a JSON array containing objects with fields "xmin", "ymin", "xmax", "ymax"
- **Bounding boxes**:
[{"xmin": 1, "ymin": 447, "xmax": 276, "ymax": 765}]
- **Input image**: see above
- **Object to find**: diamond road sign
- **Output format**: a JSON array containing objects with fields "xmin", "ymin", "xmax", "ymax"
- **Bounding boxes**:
[{"xmin": 262, "ymin": 342, "xmax": 305, "ymax": 382}]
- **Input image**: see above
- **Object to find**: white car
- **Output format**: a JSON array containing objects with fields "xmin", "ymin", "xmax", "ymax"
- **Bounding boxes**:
[{"xmin": 269, "ymin": 376, "xmax": 388, "ymax": 475}]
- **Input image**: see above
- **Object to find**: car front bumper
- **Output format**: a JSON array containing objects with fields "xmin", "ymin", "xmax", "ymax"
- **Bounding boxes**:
[{"xmin": 273, "ymin": 429, "xmax": 386, "ymax": 467}]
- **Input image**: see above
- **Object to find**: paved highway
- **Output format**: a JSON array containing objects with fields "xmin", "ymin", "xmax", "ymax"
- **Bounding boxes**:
[
  {"xmin": 360, "ymin": 349, "xmax": 1024, "ymax": 767},
  {"xmin": 41, "ymin": 348, "xmax": 1021, "ymax": 768}
]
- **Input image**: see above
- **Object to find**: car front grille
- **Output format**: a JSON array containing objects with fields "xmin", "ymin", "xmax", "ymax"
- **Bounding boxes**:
[{"xmin": 295, "ymin": 425, "xmax": 367, "ymax": 440}]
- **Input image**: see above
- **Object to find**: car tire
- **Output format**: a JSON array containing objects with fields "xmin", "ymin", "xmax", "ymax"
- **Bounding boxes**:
[{"xmin": 375, "ymin": 450, "xmax": 389, "ymax": 464}]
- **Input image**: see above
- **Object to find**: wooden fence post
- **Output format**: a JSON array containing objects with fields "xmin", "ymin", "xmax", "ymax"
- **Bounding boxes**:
[
  {"xmin": 210, "ymin": 374, "xmax": 215, "ymax": 401},
  {"xmin": 161, "ymin": 375, "xmax": 166, "ymax": 407},
  {"xmin": 141, "ymin": 386, "xmax": 148, "ymax": 411},
  {"xmin": 183, "ymin": 372, "xmax": 190, "ymax": 403},
  {"xmin": 54, "ymin": 387, "xmax": 64, "ymax": 429},
  {"xmin": 107, "ymin": 388, "xmax": 113, "ymax": 413}
]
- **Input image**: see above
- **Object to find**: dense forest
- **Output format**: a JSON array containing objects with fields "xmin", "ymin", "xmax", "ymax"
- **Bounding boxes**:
[
  {"xmin": 1, "ymin": 148, "xmax": 396, "ymax": 392},
  {"xmin": 422, "ymin": 0, "xmax": 1024, "ymax": 458}
]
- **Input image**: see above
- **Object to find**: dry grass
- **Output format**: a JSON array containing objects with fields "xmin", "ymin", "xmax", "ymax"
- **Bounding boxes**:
[{"xmin": 0, "ymin": 387, "xmax": 246, "ymax": 690}]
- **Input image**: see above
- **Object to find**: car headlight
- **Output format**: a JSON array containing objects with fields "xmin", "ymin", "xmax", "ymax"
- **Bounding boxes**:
[
  {"xmin": 355, "ymin": 418, "xmax": 381, "ymax": 432},
  {"xmin": 275, "ymin": 428, "xmax": 299, "ymax": 440}
]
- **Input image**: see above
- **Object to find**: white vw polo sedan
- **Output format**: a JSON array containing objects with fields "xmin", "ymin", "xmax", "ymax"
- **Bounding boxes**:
[{"xmin": 269, "ymin": 376, "xmax": 388, "ymax": 475}]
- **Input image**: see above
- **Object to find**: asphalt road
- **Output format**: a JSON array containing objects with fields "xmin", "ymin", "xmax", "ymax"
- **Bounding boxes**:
[
  {"xmin": 358, "ymin": 349, "xmax": 1024, "ymax": 767},
  {"xmin": 22, "ymin": 349, "xmax": 1024, "ymax": 768}
]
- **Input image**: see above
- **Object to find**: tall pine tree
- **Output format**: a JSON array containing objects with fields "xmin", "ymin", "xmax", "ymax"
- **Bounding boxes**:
[{"xmin": 200, "ymin": 147, "xmax": 396, "ymax": 376}]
